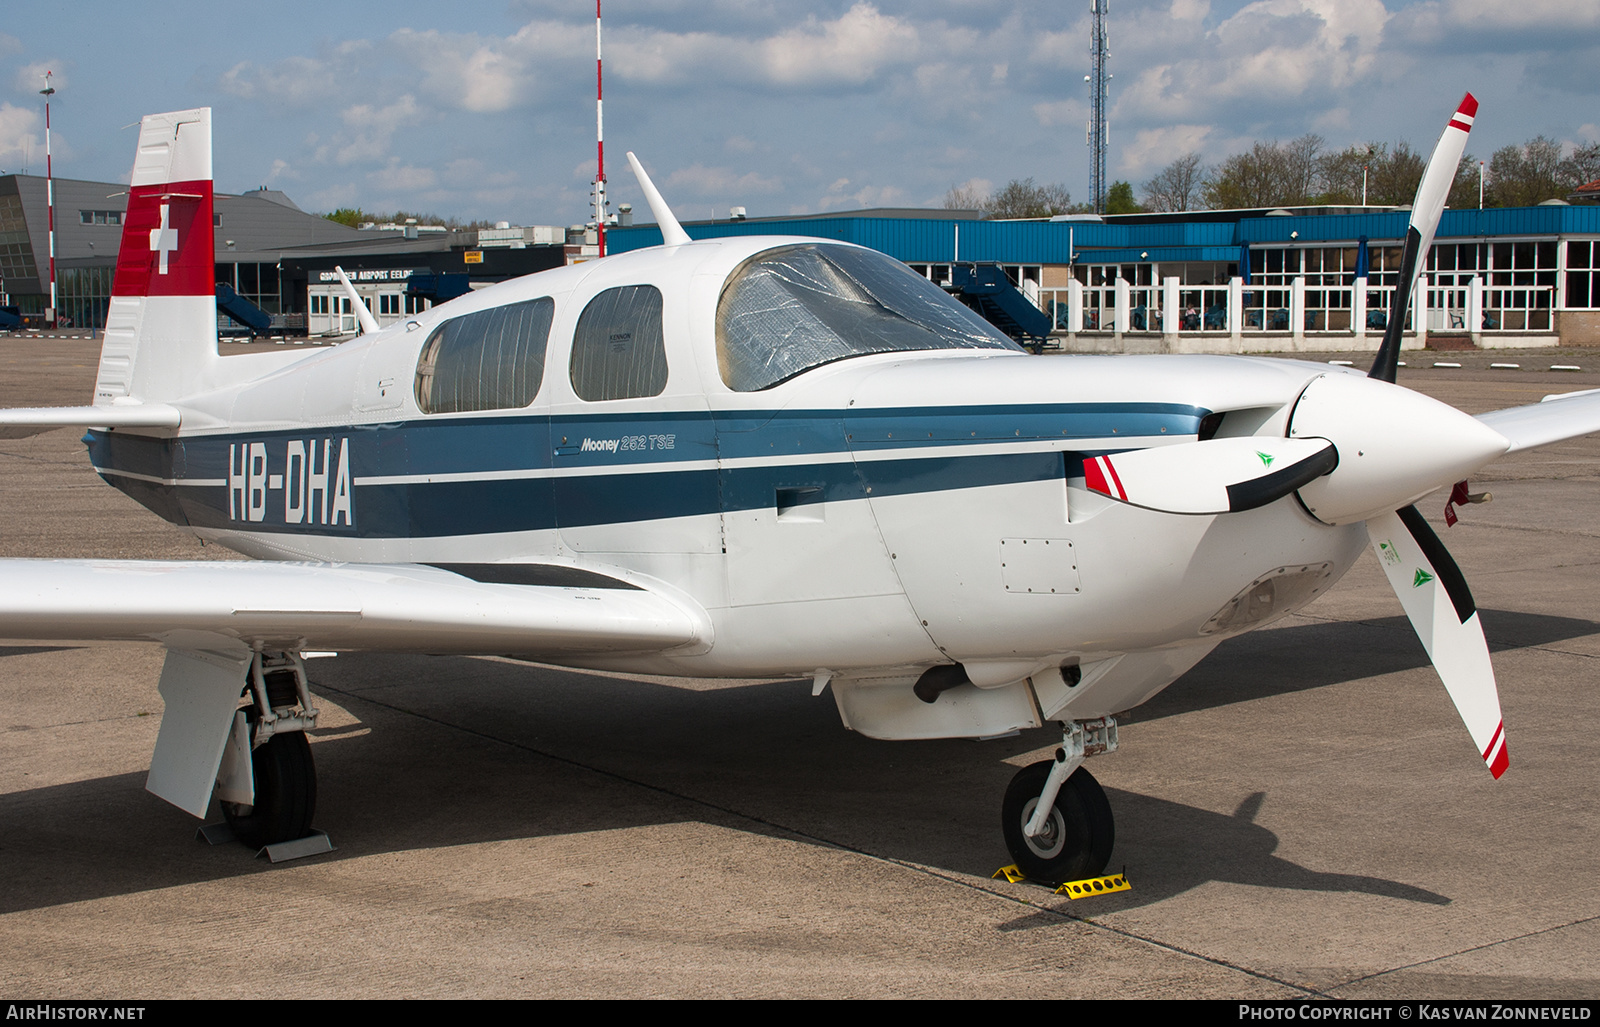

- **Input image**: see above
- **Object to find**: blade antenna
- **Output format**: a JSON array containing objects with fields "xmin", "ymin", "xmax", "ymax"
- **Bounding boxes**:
[
  {"xmin": 334, "ymin": 266, "xmax": 380, "ymax": 335},
  {"xmin": 1370, "ymin": 93, "xmax": 1477, "ymax": 383},
  {"xmin": 626, "ymin": 152, "xmax": 690, "ymax": 247}
]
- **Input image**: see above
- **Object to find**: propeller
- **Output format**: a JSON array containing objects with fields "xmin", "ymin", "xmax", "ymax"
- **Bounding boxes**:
[
  {"xmin": 1369, "ymin": 94, "xmax": 1477, "ymax": 384},
  {"xmin": 1368, "ymin": 508, "xmax": 1507, "ymax": 777},
  {"xmin": 1083, "ymin": 436, "xmax": 1337, "ymax": 514},
  {"xmin": 1083, "ymin": 94, "xmax": 1512, "ymax": 777}
]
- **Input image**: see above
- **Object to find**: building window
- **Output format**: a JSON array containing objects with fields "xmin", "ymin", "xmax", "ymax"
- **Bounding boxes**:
[
  {"xmin": 570, "ymin": 285, "xmax": 668, "ymax": 401},
  {"xmin": 415, "ymin": 297, "xmax": 554, "ymax": 414},
  {"xmin": 78, "ymin": 210, "xmax": 122, "ymax": 226},
  {"xmin": 1566, "ymin": 240, "xmax": 1599, "ymax": 309},
  {"xmin": 378, "ymin": 294, "xmax": 401, "ymax": 316},
  {"xmin": 309, "ymin": 294, "xmax": 329, "ymax": 315}
]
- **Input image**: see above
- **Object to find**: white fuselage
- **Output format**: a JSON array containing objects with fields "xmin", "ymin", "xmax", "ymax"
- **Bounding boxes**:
[{"xmin": 87, "ymin": 238, "xmax": 1367, "ymax": 735}]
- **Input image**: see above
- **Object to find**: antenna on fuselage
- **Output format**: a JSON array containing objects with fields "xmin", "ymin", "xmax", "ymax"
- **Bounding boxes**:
[
  {"xmin": 626, "ymin": 152, "xmax": 690, "ymax": 247},
  {"xmin": 333, "ymin": 266, "xmax": 380, "ymax": 335}
]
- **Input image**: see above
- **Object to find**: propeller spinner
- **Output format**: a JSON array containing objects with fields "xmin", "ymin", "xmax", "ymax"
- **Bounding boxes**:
[{"xmin": 1082, "ymin": 93, "xmax": 1510, "ymax": 777}]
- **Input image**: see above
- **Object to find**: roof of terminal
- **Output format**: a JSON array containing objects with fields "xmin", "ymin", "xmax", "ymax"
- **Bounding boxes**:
[{"xmin": 610, "ymin": 204, "xmax": 1600, "ymax": 265}]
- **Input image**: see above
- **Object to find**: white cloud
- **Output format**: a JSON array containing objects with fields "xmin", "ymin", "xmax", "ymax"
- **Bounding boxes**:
[
  {"xmin": 1033, "ymin": 100, "xmax": 1082, "ymax": 128},
  {"xmin": 13, "ymin": 61, "xmax": 63, "ymax": 96},
  {"xmin": 368, "ymin": 160, "xmax": 438, "ymax": 192},
  {"xmin": 219, "ymin": 57, "xmax": 338, "ymax": 106},
  {"xmin": 0, "ymin": 102, "xmax": 40, "ymax": 170},
  {"xmin": 665, "ymin": 163, "xmax": 782, "ymax": 197},
  {"xmin": 1109, "ymin": 0, "xmax": 1390, "ymax": 127},
  {"xmin": 759, "ymin": 3, "xmax": 919, "ymax": 86},
  {"xmin": 319, "ymin": 95, "xmax": 424, "ymax": 166},
  {"xmin": 1119, "ymin": 124, "xmax": 1216, "ymax": 176},
  {"xmin": 1391, "ymin": 0, "xmax": 1600, "ymax": 50},
  {"xmin": 817, "ymin": 177, "xmax": 905, "ymax": 211}
]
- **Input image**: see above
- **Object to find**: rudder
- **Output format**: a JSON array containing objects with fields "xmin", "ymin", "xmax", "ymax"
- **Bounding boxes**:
[{"xmin": 96, "ymin": 108, "xmax": 218, "ymax": 405}]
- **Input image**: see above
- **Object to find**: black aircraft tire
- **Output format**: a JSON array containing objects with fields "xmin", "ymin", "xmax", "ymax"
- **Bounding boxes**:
[
  {"xmin": 1001, "ymin": 761, "xmax": 1114, "ymax": 886},
  {"xmin": 222, "ymin": 731, "xmax": 317, "ymax": 850}
]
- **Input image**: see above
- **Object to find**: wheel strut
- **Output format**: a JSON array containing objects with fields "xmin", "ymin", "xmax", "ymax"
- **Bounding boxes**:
[{"xmin": 1025, "ymin": 717, "xmax": 1117, "ymax": 838}]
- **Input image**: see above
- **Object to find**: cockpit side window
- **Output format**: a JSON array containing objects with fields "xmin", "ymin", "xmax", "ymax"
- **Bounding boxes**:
[
  {"xmin": 415, "ymin": 297, "xmax": 554, "ymax": 414},
  {"xmin": 715, "ymin": 244, "xmax": 1022, "ymax": 392},
  {"xmin": 569, "ymin": 285, "xmax": 668, "ymax": 401}
]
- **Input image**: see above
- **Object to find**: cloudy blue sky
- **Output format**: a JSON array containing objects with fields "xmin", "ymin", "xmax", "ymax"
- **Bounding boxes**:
[{"xmin": 2, "ymin": 1, "xmax": 1597, "ymax": 225}]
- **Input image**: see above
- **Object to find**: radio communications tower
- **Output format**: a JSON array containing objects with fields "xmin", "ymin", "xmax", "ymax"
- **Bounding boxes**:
[{"xmin": 1087, "ymin": 0, "xmax": 1109, "ymax": 214}]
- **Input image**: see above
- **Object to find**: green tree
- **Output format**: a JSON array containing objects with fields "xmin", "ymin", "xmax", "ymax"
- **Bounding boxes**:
[
  {"xmin": 1103, "ymin": 180, "xmax": 1142, "ymax": 214},
  {"xmin": 323, "ymin": 207, "xmax": 365, "ymax": 227}
]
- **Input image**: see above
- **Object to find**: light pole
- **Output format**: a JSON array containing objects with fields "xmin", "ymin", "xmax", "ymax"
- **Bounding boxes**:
[
  {"xmin": 592, "ymin": 0, "xmax": 607, "ymax": 257},
  {"xmin": 40, "ymin": 71, "xmax": 56, "ymax": 328}
]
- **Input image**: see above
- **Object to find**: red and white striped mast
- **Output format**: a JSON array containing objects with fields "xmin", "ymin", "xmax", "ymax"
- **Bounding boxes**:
[
  {"xmin": 593, "ymin": 0, "xmax": 607, "ymax": 256},
  {"xmin": 40, "ymin": 71, "xmax": 57, "ymax": 326}
]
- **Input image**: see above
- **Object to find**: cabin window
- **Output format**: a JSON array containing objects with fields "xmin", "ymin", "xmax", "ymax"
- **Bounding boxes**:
[
  {"xmin": 715, "ymin": 243, "xmax": 1021, "ymax": 392},
  {"xmin": 414, "ymin": 297, "xmax": 554, "ymax": 414},
  {"xmin": 569, "ymin": 285, "xmax": 668, "ymax": 401}
]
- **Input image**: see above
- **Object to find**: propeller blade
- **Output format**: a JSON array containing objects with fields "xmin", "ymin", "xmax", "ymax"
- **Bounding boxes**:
[
  {"xmin": 1367, "ymin": 506, "xmax": 1507, "ymax": 778},
  {"xmin": 1084, "ymin": 436, "xmax": 1337, "ymax": 514},
  {"xmin": 1370, "ymin": 93, "xmax": 1477, "ymax": 384}
]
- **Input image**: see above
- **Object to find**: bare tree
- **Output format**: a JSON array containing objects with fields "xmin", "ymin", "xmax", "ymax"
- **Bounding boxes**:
[
  {"xmin": 1202, "ymin": 142, "xmax": 1295, "ymax": 209},
  {"xmin": 1141, "ymin": 152, "xmax": 1204, "ymax": 212},
  {"xmin": 942, "ymin": 183, "xmax": 987, "ymax": 210},
  {"xmin": 1284, "ymin": 134, "xmax": 1325, "ymax": 202},
  {"xmin": 987, "ymin": 178, "xmax": 1077, "ymax": 218},
  {"xmin": 1487, "ymin": 136, "xmax": 1565, "ymax": 207},
  {"xmin": 1560, "ymin": 141, "xmax": 1600, "ymax": 191}
]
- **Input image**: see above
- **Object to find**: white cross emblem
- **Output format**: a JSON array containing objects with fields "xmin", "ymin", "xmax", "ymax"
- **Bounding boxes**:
[{"xmin": 148, "ymin": 203, "xmax": 179, "ymax": 274}]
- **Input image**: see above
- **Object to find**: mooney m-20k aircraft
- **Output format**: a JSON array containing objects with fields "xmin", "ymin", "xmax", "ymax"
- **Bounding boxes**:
[{"xmin": 2, "ymin": 96, "xmax": 1596, "ymax": 882}]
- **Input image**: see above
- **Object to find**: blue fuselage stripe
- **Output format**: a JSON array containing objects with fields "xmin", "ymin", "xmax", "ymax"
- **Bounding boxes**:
[{"xmin": 86, "ymin": 402, "xmax": 1204, "ymax": 539}]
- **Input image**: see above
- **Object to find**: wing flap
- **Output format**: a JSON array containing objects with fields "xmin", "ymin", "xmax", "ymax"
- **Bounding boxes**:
[{"xmin": 0, "ymin": 560, "xmax": 708, "ymax": 656}]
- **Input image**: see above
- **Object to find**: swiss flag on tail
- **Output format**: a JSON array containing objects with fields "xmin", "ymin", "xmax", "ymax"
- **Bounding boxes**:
[
  {"xmin": 111, "ymin": 110, "xmax": 214, "ymax": 298},
  {"xmin": 113, "ymin": 181, "xmax": 213, "ymax": 297}
]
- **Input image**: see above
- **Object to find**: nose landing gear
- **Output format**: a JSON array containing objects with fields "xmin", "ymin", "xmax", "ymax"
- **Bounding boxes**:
[{"xmin": 1001, "ymin": 718, "xmax": 1117, "ymax": 886}]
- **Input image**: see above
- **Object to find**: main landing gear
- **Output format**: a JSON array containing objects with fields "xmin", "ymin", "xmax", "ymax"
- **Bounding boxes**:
[
  {"xmin": 1001, "ymin": 718, "xmax": 1117, "ymax": 886},
  {"xmin": 216, "ymin": 652, "xmax": 321, "ymax": 851}
]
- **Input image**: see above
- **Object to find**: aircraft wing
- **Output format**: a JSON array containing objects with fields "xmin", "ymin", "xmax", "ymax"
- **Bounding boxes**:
[
  {"xmin": 0, "ymin": 559, "xmax": 709, "ymax": 657},
  {"xmin": 1476, "ymin": 388, "xmax": 1600, "ymax": 454}
]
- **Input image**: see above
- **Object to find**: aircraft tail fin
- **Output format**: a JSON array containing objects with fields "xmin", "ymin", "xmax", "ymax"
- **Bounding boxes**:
[{"xmin": 94, "ymin": 108, "xmax": 219, "ymax": 406}]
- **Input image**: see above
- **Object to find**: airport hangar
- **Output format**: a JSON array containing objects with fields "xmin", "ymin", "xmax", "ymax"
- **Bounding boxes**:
[
  {"xmin": 5, "ymin": 168, "xmax": 1600, "ymax": 349},
  {"xmin": 0, "ymin": 173, "xmax": 571, "ymax": 335}
]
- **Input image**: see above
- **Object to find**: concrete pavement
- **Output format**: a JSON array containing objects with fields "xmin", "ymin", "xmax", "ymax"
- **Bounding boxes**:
[{"xmin": 1, "ymin": 339, "xmax": 1597, "ymax": 998}]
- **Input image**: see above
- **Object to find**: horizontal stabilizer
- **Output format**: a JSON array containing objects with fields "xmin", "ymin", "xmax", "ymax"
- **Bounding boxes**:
[
  {"xmin": 1476, "ymin": 388, "xmax": 1600, "ymax": 454},
  {"xmin": 0, "ymin": 560, "xmax": 708, "ymax": 657},
  {"xmin": 1084, "ymin": 436, "xmax": 1337, "ymax": 514},
  {"xmin": 0, "ymin": 404, "xmax": 182, "ymax": 428}
]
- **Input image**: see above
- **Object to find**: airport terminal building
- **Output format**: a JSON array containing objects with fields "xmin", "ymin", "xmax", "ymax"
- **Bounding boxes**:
[
  {"xmin": 0, "ymin": 173, "xmax": 566, "ymax": 333},
  {"xmin": 611, "ymin": 203, "xmax": 1600, "ymax": 351},
  {"xmin": 6, "ymin": 167, "xmax": 1600, "ymax": 349}
]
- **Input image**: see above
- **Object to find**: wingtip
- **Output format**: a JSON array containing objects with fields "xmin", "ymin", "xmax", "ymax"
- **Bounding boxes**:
[{"xmin": 1458, "ymin": 92, "xmax": 1478, "ymax": 118}]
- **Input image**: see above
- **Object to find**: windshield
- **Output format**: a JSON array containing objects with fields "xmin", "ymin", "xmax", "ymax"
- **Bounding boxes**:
[{"xmin": 715, "ymin": 244, "xmax": 1023, "ymax": 392}]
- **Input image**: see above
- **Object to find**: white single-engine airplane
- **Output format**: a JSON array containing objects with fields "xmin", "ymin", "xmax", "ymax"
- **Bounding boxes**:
[{"xmin": 1, "ymin": 96, "xmax": 1594, "ymax": 883}]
